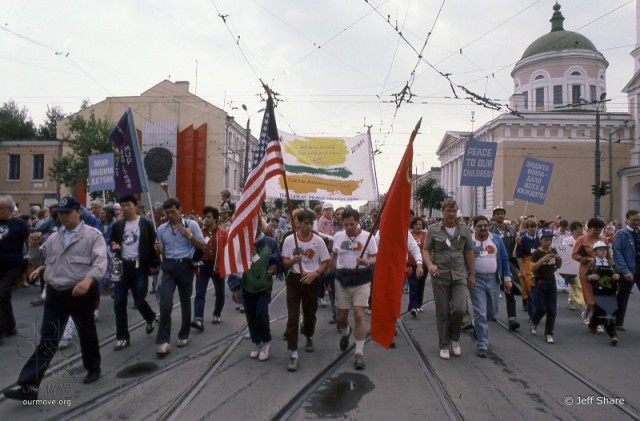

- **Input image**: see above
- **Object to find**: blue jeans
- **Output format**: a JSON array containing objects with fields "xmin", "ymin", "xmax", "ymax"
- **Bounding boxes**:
[
  {"xmin": 18, "ymin": 284, "xmax": 100, "ymax": 387},
  {"xmin": 114, "ymin": 261, "xmax": 156, "ymax": 341},
  {"xmin": 242, "ymin": 288, "xmax": 272, "ymax": 345},
  {"xmin": 407, "ymin": 265, "xmax": 427, "ymax": 311},
  {"xmin": 193, "ymin": 263, "xmax": 225, "ymax": 320},
  {"xmin": 470, "ymin": 273, "xmax": 500, "ymax": 351},
  {"xmin": 156, "ymin": 261, "xmax": 194, "ymax": 344}
]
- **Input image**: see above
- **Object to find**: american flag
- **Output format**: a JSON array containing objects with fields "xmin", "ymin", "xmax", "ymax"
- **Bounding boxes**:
[{"xmin": 223, "ymin": 96, "xmax": 284, "ymax": 274}]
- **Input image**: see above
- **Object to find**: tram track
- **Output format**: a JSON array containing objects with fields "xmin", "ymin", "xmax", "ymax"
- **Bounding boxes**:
[{"xmin": 495, "ymin": 319, "xmax": 640, "ymax": 420}]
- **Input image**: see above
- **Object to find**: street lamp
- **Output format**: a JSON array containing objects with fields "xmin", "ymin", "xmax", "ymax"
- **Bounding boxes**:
[{"xmin": 579, "ymin": 92, "xmax": 610, "ymax": 218}]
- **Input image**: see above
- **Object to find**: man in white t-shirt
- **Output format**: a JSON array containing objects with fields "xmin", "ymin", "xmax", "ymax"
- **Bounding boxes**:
[
  {"xmin": 110, "ymin": 195, "xmax": 160, "ymax": 351},
  {"xmin": 332, "ymin": 208, "xmax": 377, "ymax": 370},
  {"xmin": 282, "ymin": 210, "xmax": 330, "ymax": 372}
]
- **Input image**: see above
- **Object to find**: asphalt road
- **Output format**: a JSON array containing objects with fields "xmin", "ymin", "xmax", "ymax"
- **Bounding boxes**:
[{"xmin": 1, "ymin": 277, "xmax": 639, "ymax": 421}]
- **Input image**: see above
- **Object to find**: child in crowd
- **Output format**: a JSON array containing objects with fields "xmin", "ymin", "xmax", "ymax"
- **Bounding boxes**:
[
  {"xmin": 529, "ymin": 228, "xmax": 562, "ymax": 344},
  {"xmin": 586, "ymin": 241, "xmax": 620, "ymax": 346}
]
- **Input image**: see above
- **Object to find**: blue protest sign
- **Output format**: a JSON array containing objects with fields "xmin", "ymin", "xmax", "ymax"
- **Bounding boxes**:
[
  {"xmin": 513, "ymin": 157, "xmax": 554, "ymax": 204},
  {"xmin": 88, "ymin": 153, "xmax": 115, "ymax": 192},
  {"xmin": 460, "ymin": 140, "xmax": 497, "ymax": 187}
]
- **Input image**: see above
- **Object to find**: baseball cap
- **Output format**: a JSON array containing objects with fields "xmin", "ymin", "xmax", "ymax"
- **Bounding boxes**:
[
  {"xmin": 492, "ymin": 205, "xmax": 506, "ymax": 214},
  {"xmin": 539, "ymin": 227, "xmax": 554, "ymax": 238},
  {"xmin": 593, "ymin": 241, "xmax": 608, "ymax": 250},
  {"xmin": 56, "ymin": 196, "xmax": 81, "ymax": 212}
]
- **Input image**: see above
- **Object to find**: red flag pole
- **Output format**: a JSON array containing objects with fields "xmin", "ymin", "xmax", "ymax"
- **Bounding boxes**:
[{"xmin": 358, "ymin": 117, "xmax": 422, "ymax": 262}]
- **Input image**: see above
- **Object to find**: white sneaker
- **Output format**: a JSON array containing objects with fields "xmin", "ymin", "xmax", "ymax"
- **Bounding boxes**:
[
  {"xmin": 451, "ymin": 341, "xmax": 462, "ymax": 356},
  {"xmin": 439, "ymin": 348, "xmax": 450, "ymax": 360},
  {"xmin": 258, "ymin": 342, "xmax": 271, "ymax": 361},
  {"xmin": 597, "ymin": 325, "xmax": 605, "ymax": 334},
  {"xmin": 250, "ymin": 343, "xmax": 261, "ymax": 359},
  {"xmin": 546, "ymin": 334, "xmax": 555, "ymax": 344},
  {"xmin": 94, "ymin": 310, "xmax": 100, "ymax": 322}
]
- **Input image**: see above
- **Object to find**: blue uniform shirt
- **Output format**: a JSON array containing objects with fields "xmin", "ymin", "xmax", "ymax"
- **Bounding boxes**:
[{"xmin": 157, "ymin": 218, "xmax": 204, "ymax": 259}]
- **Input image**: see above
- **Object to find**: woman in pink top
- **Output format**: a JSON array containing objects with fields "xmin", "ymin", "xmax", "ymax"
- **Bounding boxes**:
[{"xmin": 572, "ymin": 217, "xmax": 608, "ymax": 324}]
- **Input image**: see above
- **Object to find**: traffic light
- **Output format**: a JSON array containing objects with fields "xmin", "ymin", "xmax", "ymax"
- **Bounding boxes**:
[
  {"xmin": 599, "ymin": 181, "xmax": 611, "ymax": 196},
  {"xmin": 591, "ymin": 184, "xmax": 597, "ymax": 196}
]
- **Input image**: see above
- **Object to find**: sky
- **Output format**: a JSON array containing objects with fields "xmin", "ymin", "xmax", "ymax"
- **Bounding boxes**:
[{"xmin": 1, "ymin": 0, "xmax": 637, "ymax": 194}]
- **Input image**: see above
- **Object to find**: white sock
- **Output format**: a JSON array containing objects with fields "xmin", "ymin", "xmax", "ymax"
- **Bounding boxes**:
[
  {"xmin": 341, "ymin": 326, "xmax": 350, "ymax": 336},
  {"xmin": 355, "ymin": 340, "xmax": 365, "ymax": 355},
  {"xmin": 290, "ymin": 350, "xmax": 298, "ymax": 358}
]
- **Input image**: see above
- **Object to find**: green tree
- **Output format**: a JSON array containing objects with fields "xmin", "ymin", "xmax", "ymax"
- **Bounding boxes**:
[
  {"xmin": 49, "ymin": 111, "xmax": 114, "ymax": 190},
  {"xmin": 0, "ymin": 100, "xmax": 37, "ymax": 139},
  {"xmin": 414, "ymin": 177, "xmax": 447, "ymax": 217},
  {"xmin": 38, "ymin": 105, "xmax": 66, "ymax": 140}
]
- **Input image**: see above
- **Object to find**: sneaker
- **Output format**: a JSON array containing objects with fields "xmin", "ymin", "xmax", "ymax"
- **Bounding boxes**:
[
  {"xmin": 287, "ymin": 356, "xmax": 298, "ymax": 372},
  {"xmin": 508, "ymin": 320, "xmax": 520, "ymax": 331},
  {"xmin": 339, "ymin": 326, "xmax": 351, "ymax": 351},
  {"xmin": 354, "ymin": 353, "xmax": 366, "ymax": 370},
  {"xmin": 305, "ymin": 337, "xmax": 314, "ymax": 353},
  {"xmin": 451, "ymin": 341, "xmax": 462, "ymax": 356},
  {"xmin": 191, "ymin": 320, "xmax": 204, "ymax": 331},
  {"xmin": 477, "ymin": 349, "xmax": 487, "ymax": 358},
  {"xmin": 146, "ymin": 319, "xmax": 157, "ymax": 335},
  {"xmin": 611, "ymin": 336, "xmax": 619, "ymax": 346},
  {"xmin": 410, "ymin": 309, "xmax": 418, "ymax": 318},
  {"xmin": 238, "ymin": 305, "xmax": 245, "ymax": 313},
  {"xmin": 567, "ymin": 302, "xmax": 578, "ymax": 311},
  {"xmin": 156, "ymin": 342, "xmax": 171, "ymax": 356},
  {"xmin": 596, "ymin": 325, "xmax": 605, "ymax": 334},
  {"xmin": 212, "ymin": 316, "xmax": 221, "ymax": 324},
  {"xmin": 59, "ymin": 338, "xmax": 70, "ymax": 349},
  {"xmin": 530, "ymin": 323, "xmax": 537, "ymax": 335},
  {"xmin": 94, "ymin": 310, "xmax": 100, "ymax": 322},
  {"xmin": 177, "ymin": 338, "xmax": 189, "ymax": 347},
  {"xmin": 318, "ymin": 298, "xmax": 328, "ymax": 307},
  {"xmin": 258, "ymin": 342, "xmax": 271, "ymax": 361},
  {"xmin": 250, "ymin": 343, "xmax": 261, "ymax": 359},
  {"xmin": 439, "ymin": 348, "xmax": 450, "ymax": 360},
  {"xmin": 113, "ymin": 339, "xmax": 130, "ymax": 351},
  {"xmin": 545, "ymin": 335, "xmax": 554, "ymax": 344}
]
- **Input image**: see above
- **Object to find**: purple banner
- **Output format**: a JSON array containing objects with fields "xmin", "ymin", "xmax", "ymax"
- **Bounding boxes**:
[{"xmin": 109, "ymin": 109, "xmax": 148, "ymax": 196}]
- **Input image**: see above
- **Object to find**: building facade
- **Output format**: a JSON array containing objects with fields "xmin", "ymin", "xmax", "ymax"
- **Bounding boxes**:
[
  {"xmin": 437, "ymin": 3, "xmax": 634, "ymax": 222},
  {"xmin": 0, "ymin": 140, "xmax": 62, "ymax": 211},
  {"xmin": 57, "ymin": 80, "xmax": 257, "ymax": 212}
]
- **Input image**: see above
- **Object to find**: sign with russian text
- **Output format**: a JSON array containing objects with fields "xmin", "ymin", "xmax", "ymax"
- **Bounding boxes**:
[
  {"xmin": 460, "ymin": 140, "xmax": 497, "ymax": 186},
  {"xmin": 513, "ymin": 157, "xmax": 553, "ymax": 204},
  {"xmin": 88, "ymin": 153, "xmax": 115, "ymax": 192}
]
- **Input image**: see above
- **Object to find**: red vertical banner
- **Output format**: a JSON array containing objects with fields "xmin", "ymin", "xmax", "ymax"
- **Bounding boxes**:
[
  {"xmin": 76, "ymin": 180, "xmax": 87, "ymax": 205},
  {"xmin": 193, "ymin": 123, "xmax": 207, "ymax": 215},
  {"xmin": 177, "ymin": 125, "xmax": 194, "ymax": 214}
]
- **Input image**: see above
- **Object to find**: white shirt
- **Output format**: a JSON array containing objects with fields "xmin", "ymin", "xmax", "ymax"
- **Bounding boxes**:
[
  {"xmin": 282, "ymin": 232, "xmax": 330, "ymax": 274},
  {"xmin": 473, "ymin": 234, "xmax": 498, "ymax": 274},
  {"xmin": 122, "ymin": 217, "xmax": 140, "ymax": 259},
  {"xmin": 333, "ymin": 229, "xmax": 378, "ymax": 269}
]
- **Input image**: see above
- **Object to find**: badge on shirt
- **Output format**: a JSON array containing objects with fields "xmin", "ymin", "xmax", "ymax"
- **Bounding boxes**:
[
  {"xmin": 445, "ymin": 239, "xmax": 451, "ymax": 248},
  {"xmin": 252, "ymin": 253, "xmax": 260, "ymax": 263},
  {"xmin": 479, "ymin": 250, "xmax": 488, "ymax": 257}
]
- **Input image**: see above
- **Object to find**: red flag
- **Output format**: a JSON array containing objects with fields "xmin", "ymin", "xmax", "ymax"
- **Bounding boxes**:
[
  {"xmin": 223, "ymin": 95, "xmax": 284, "ymax": 274},
  {"xmin": 371, "ymin": 118, "xmax": 421, "ymax": 349}
]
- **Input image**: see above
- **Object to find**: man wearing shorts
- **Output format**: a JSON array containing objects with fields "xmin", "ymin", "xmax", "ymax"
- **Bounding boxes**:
[{"xmin": 332, "ymin": 208, "xmax": 377, "ymax": 370}]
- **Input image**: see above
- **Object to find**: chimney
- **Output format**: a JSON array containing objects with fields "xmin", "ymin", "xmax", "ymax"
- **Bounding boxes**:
[{"xmin": 174, "ymin": 81, "xmax": 190, "ymax": 93}]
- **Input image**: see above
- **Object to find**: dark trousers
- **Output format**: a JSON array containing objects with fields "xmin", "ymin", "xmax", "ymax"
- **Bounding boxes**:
[
  {"xmin": 114, "ymin": 262, "xmax": 156, "ymax": 341},
  {"xmin": 18, "ymin": 283, "xmax": 101, "ymax": 388},
  {"xmin": 616, "ymin": 270, "xmax": 640, "ymax": 326},
  {"xmin": 0, "ymin": 266, "xmax": 21, "ymax": 335},
  {"xmin": 531, "ymin": 281, "xmax": 557, "ymax": 336},
  {"xmin": 243, "ymin": 288, "xmax": 272, "ymax": 345},
  {"xmin": 588, "ymin": 303, "xmax": 617, "ymax": 338},
  {"xmin": 407, "ymin": 265, "xmax": 427, "ymax": 311},
  {"xmin": 504, "ymin": 290, "xmax": 517, "ymax": 320},
  {"xmin": 194, "ymin": 262, "xmax": 225, "ymax": 320},
  {"xmin": 156, "ymin": 261, "xmax": 193, "ymax": 344},
  {"xmin": 286, "ymin": 273, "xmax": 318, "ymax": 350}
]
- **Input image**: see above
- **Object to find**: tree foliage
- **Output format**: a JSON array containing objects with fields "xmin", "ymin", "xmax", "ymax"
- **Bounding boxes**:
[
  {"xmin": 38, "ymin": 105, "xmax": 66, "ymax": 140},
  {"xmin": 414, "ymin": 177, "xmax": 447, "ymax": 217},
  {"xmin": 0, "ymin": 100, "xmax": 37, "ymax": 139},
  {"xmin": 49, "ymin": 112, "xmax": 114, "ymax": 189}
]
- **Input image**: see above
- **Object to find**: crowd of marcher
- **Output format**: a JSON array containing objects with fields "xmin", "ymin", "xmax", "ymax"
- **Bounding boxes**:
[{"xmin": 1, "ymin": 189, "xmax": 639, "ymax": 401}]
